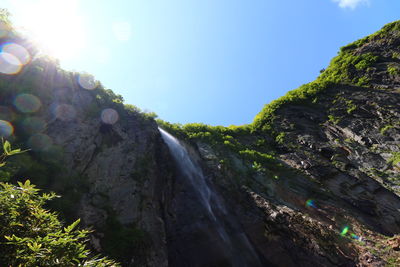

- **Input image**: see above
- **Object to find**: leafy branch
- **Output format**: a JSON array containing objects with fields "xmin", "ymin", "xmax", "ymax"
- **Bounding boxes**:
[{"xmin": 0, "ymin": 138, "xmax": 29, "ymax": 168}]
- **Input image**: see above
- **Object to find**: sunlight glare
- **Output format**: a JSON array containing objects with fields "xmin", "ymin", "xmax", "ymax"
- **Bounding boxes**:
[
  {"xmin": 10, "ymin": 0, "xmax": 87, "ymax": 61},
  {"xmin": 2, "ymin": 43, "xmax": 30, "ymax": 64},
  {"xmin": 0, "ymin": 51, "xmax": 22, "ymax": 74}
]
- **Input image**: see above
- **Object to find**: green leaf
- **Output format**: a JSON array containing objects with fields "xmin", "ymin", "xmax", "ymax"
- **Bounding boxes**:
[
  {"xmin": 65, "ymin": 219, "xmax": 81, "ymax": 233},
  {"xmin": 3, "ymin": 140, "xmax": 11, "ymax": 155},
  {"xmin": 7, "ymin": 148, "xmax": 21, "ymax": 155},
  {"xmin": 9, "ymin": 148, "xmax": 29, "ymax": 156}
]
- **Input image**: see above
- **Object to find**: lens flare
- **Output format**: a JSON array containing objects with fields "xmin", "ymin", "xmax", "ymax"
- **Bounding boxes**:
[
  {"xmin": 0, "ymin": 52, "xmax": 22, "ymax": 74},
  {"xmin": 0, "ymin": 106, "xmax": 16, "ymax": 122},
  {"xmin": 350, "ymin": 233, "xmax": 360, "ymax": 240},
  {"xmin": 55, "ymin": 104, "xmax": 77, "ymax": 121},
  {"xmin": 2, "ymin": 43, "xmax": 31, "ymax": 64},
  {"xmin": 306, "ymin": 199, "xmax": 316, "ymax": 208},
  {"xmin": 101, "ymin": 108, "xmax": 119, "ymax": 125},
  {"xmin": 28, "ymin": 133, "xmax": 52, "ymax": 151},
  {"xmin": 78, "ymin": 73, "xmax": 98, "ymax": 90},
  {"xmin": 14, "ymin": 94, "xmax": 42, "ymax": 113},
  {"xmin": 0, "ymin": 120, "xmax": 14, "ymax": 137},
  {"xmin": 21, "ymin": 117, "xmax": 47, "ymax": 135},
  {"xmin": 340, "ymin": 226, "xmax": 349, "ymax": 236}
]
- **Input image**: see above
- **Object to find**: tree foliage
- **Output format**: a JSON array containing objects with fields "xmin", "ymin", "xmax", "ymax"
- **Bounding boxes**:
[
  {"xmin": 0, "ymin": 8, "xmax": 11, "ymax": 24},
  {"xmin": 0, "ymin": 141, "xmax": 119, "ymax": 266}
]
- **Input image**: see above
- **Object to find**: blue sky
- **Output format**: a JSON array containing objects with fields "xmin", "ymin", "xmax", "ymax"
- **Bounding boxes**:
[{"xmin": 3, "ymin": 0, "xmax": 400, "ymax": 126}]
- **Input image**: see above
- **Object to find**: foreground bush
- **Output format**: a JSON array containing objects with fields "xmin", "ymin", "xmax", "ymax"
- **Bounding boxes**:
[
  {"xmin": 0, "ymin": 140, "xmax": 118, "ymax": 266},
  {"xmin": 0, "ymin": 180, "xmax": 119, "ymax": 266}
]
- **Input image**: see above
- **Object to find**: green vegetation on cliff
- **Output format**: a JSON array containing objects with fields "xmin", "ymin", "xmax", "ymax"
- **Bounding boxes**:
[
  {"xmin": 159, "ymin": 20, "xmax": 400, "ymax": 195},
  {"xmin": 161, "ymin": 20, "xmax": 400, "ymax": 140},
  {"xmin": 1, "ymin": 8, "xmax": 400, "ymax": 266},
  {"xmin": 254, "ymin": 20, "xmax": 400, "ymax": 135},
  {"xmin": 0, "ymin": 12, "xmax": 150, "ymax": 265}
]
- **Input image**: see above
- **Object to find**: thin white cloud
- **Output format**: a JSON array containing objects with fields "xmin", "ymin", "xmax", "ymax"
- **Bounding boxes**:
[{"xmin": 332, "ymin": 0, "xmax": 369, "ymax": 9}]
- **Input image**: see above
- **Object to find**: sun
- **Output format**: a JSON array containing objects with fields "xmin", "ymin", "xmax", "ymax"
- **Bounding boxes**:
[{"xmin": 10, "ymin": 0, "xmax": 86, "ymax": 61}]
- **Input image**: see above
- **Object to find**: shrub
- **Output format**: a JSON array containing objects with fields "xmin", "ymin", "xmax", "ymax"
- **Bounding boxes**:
[
  {"xmin": 0, "ymin": 140, "xmax": 118, "ymax": 266},
  {"xmin": 0, "ymin": 180, "xmax": 119, "ymax": 266}
]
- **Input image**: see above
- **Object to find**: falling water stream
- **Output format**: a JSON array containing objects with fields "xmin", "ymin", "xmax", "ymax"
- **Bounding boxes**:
[{"xmin": 159, "ymin": 128, "xmax": 264, "ymax": 267}]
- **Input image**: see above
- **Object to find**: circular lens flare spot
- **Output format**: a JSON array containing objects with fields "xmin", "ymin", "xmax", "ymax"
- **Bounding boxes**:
[
  {"xmin": 55, "ymin": 104, "xmax": 77, "ymax": 121},
  {"xmin": 0, "ymin": 52, "xmax": 22, "ymax": 74},
  {"xmin": 28, "ymin": 134, "xmax": 52, "ymax": 151},
  {"xmin": 14, "ymin": 94, "xmax": 42, "ymax": 113},
  {"xmin": 0, "ymin": 120, "xmax": 14, "ymax": 137},
  {"xmin": 78, "ymin": 74, "xmax": 98, "ymax": 90},
  {"xmin": 2, "ymin": 43, "xmax": 31, "ymax": 64},
  {"xmin": 306, "ymin": 199, "xmax": 316, "ymax": 208},
  {"xmin": 101, "ymin": 108, "xmax": 119, "ymax": 125},
  {"xmin": 22, "ymin": 117, "xmax": 47, "ymax": 135}
]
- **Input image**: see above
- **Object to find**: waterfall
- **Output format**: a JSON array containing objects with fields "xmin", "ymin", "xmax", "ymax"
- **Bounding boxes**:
[{"xmin": 159, "ymin": 128, "xmax": 264, "ymax": 267}]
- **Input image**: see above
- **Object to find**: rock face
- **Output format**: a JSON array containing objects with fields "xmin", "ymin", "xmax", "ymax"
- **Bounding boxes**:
[
  {"xmin": 274, "ymin": 85, "xmax": 400, "ymax": 234},
  {"xmin": 48, "ymin": 116, "xmax": 170, "ymax": 266},
  {"xmin": 1, "ymin": 19, "xmax": 400, "ymax": 267},
  {"xmin": 156, "ymin": 21, "xmax": 400, "ymax": 266},
  {"xmin": 0, "ymin": 58, "xmax": 173, "ymax": 265},
  {"xmin": 159, "ymin": 128, "xmax": 266, "ymax": 267}
]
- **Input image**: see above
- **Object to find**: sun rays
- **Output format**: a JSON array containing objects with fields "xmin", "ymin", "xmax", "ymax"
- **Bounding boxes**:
[{"xmin": 9, "ymin": 0, "xmax": 87, "ymax": 61}]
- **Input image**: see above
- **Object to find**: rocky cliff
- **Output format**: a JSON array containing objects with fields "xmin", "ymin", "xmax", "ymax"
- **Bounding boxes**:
[
  {"xmin": 159, "ymin": 21, "xmax": 400, "ymax": 266},
  {"xmin": 1, "ymin": 17, "xmax": 400, "ymax": 267}
]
